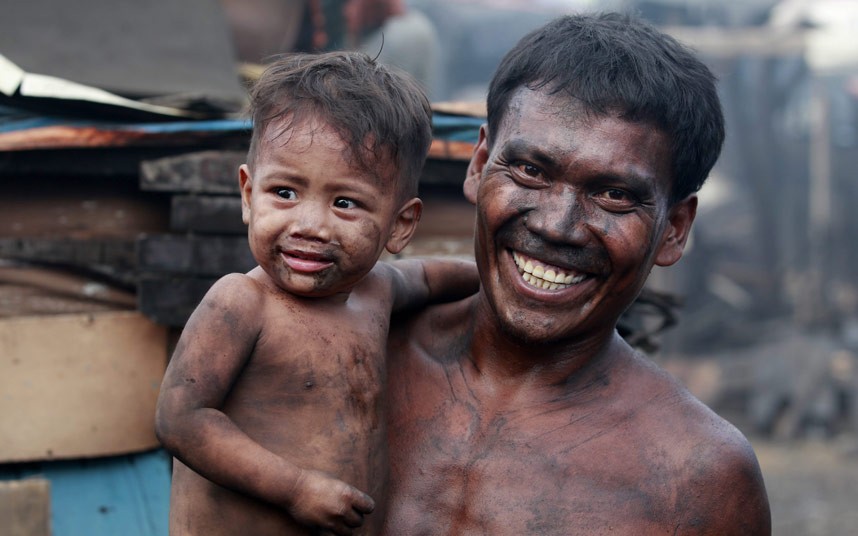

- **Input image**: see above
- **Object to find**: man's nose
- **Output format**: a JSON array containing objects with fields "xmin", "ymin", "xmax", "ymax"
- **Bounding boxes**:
[
  {"xmin": 524, "ymin": 188, "xmax": 591, "ymax": 246},
  {"xmin": 287, "ymin": 200, "xmax": 332, "ymax": 242}
]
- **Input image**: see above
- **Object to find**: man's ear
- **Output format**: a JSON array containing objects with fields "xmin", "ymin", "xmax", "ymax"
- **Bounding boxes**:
[
  {"xmin": 463, "ymin": 125, "xmax": 489, "ymax": 205},
  {"xmin": 385, "ymin": 197, "xmax": 423, "ymax": 254},
  {"xmin": 655, "ymin": 194, "xmax": 698, "ymax": 267},
  {"xmin": 239, "ymin": 164, "xmax": 253, "ymax": 225}
]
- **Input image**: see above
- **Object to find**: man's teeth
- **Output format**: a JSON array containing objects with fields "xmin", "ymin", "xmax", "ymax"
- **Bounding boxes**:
[{"xmin": 513, "ymin": 251, "xmax": 586, "ymax": 290}]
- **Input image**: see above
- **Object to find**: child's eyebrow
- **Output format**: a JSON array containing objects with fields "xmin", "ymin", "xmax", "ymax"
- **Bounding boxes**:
[{"xmin": 322, "ymin": 176, "xmax": 381, "ymax": 196}]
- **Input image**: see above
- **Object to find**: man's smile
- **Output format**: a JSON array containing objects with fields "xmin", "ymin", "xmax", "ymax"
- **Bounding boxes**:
[{"xmin": 512, "ymin": 250, "xmax": 588, "ymax": 290}]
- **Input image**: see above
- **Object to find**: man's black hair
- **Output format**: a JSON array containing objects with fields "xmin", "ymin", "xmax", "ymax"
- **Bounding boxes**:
[{"xmin": 487, "ymin": 12, "xmax": 724, "ymax": 203}]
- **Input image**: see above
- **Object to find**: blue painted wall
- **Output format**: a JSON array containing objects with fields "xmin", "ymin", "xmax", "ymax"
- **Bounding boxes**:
[{"xmin": 0, "ymin": 449, "xmax": 170, "ymax": 536}]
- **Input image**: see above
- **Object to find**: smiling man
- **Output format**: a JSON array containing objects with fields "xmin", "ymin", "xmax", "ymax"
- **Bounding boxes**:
[{"xmin": 383, "ymin": 13, "xmax": 771, "ymax": 536}]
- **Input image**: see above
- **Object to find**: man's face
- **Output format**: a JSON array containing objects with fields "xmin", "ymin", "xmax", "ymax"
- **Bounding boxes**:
[
  {"xmin": 464, "ymin": 88, "xmax": 696, "ymax": 345},
  {"xmin": 240, "ymin": 117, "xmax": 420, "ymax": 299}
]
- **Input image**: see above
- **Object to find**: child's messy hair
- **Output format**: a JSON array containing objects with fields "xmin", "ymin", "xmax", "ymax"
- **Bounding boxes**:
[{"xmin": 247, "ymin": 51, "xmax": 433, "ymax": 199}]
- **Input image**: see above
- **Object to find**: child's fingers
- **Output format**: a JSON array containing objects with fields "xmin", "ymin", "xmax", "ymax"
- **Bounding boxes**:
[
  {"xmin": 351, "ymin": 490, "xmax": 375, "ymax": 514},
  {"xmin": 342, "ymin": 507, "xmax": 365, "ymax": 528}
]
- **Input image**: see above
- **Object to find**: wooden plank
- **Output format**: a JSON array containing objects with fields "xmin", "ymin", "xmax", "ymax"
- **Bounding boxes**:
[
  {"xmin": 0, "ymin": 146, "xmax": 236, "ymax": 178},
  {"xmin": 0, "ymin": 265, "xmax": 136, "ymax": 308},
  {"xmin": 432, "ymin": 101, "xmax": 486, "ymax": 118},
  {"xmin": 170, "ymin": 195, "xmax": 245, "ymax": 235},
  {"xmin": 0, "ymin": 238, "xmax": 136, "ymax": 269},
  {"xmin": 0, "ymin": 283, "xmax": 125, "ymax": 318},
  {"xmin": 0, "ymin": 174, "xmax": 170, "ymax": 240},
  {"xmin": 0, "ymin": 449, "xmax": 170, "ymax": 536},
  {"xmin": 137, "ymin": 275, "xmax": 218, "ymax": 327},
  {"xmin": 0, "ymin": 311, "xmax": 168, "ymax": 462},
  {"xmin": 137, "ymin": 234, "xmax": 255, "ymax": 276},
  {"xmin": 0, "ymin": 479, "xmax": 51, "ymax": 536},
  {"xmin": 139, "ymin": 150, "xmax": 245, "ymax": 194},
  {"xmin": 427, "ymin": 139, "xmax": 475, "ymax": 161}
]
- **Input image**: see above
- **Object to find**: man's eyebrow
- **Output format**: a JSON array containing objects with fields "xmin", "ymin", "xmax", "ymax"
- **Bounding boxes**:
[
  {"xmin": 503, "ymin": 138, "xmax": 562, "ymax": 170},
  {"xmin": 597, "ymin": 170, "xmax": 656, "ymax": 191}
]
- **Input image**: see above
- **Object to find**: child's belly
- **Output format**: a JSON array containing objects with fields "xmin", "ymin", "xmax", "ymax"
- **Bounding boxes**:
[{"xmin": 225, "ymin": 368, "xmax": 389, "ymax": 494}]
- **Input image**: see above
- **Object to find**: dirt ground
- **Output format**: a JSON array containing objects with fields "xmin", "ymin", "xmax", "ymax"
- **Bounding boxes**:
[{"xmin": 751, "ymin": 434, "xmax": 858, "ymax": 535}]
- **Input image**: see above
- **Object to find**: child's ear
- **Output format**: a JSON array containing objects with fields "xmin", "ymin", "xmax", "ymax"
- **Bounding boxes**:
[
  {"xmin": 654, "ymin": 194, "xmax": 697, "ymax": 267},
  {"xmin": 385, "ymin": 197, "xmax": 423, "ymax": 254},
  {"xmin": 463, "ymin": 125, "xmax": 489, "ymax": 205},
  {"xmin": 239, "ymin": 164, "xmax": 253, "ymax": 225}
]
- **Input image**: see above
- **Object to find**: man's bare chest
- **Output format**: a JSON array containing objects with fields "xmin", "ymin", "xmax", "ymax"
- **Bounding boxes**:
[
  {"xmin": 390, "ymin": 418, "xmax": 679, "ymax": 535},
  {"xmin": 387, "ymin": 365, "xmax": 684, "ymax": 534}
]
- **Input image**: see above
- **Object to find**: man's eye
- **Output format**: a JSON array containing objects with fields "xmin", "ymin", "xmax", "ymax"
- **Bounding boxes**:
[
  {"xmin": 333, "ymin": 198, "xmax": 357, "ymax": 209},
  {"xmin": 594, "ymin": 188, "xmax": 638, "ymax": 210},
  {"xmin": 516, "ymin": 162, "xmax": 542, "ymax": 178},
  {"xmin": 604, "ymin": 189, "xmax": 630, "ymax": 201},
  {"xmin": 275, "ymin": 188, "xmax": 296, "ymax": 200},
  {"xmin": 509, "ymin": 161, "xmax": 547, "ymax": 187}
]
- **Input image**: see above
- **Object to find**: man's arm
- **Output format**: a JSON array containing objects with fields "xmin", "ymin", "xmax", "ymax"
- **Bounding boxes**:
[
  {"xmin": 386, "ymin": 257, "xmax": 479, "ymax": 312},
  {"xmin": 154, "ymin": 273, "xmax": 373, "ymax": 533}
]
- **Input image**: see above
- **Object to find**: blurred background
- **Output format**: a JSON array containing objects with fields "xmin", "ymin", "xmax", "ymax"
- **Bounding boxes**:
[{"xmin": 1, "ymin": 0, "xmax": 857, "ymax": 534}]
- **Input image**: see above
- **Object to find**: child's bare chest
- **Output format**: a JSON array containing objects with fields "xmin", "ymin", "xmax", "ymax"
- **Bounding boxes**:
[
  {"xmin": 239, "ymin": 304, "xmax": 387, "ymax": 394},
  {"xmin": 224, "ymin": 299, "xmax": 390, "ymax": 436}
]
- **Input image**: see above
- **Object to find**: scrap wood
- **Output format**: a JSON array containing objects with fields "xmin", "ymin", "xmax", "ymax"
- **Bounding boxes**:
[
  {"xmin": 0, "ymin": 284, "xmax": 120, "ymax": 317},
  {"xmin": 0, "ymin": 263, "xmax": 136, "ymax": 307},
  {"xmin": 0, "ymin": 121, "xmax": 250, "ymax": 152},
  {"xmin": 0, "ymin": 237, "xmax": 136, "ymax": 273},
  {"xmin": 428, "ymin": 138, "xmax": 475, "ymax": 161},
  {"xmin": 432, "ymin": 101, "xmax": 486, "ymax": 118}
]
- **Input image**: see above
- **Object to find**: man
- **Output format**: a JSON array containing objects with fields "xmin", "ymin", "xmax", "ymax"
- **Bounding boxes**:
[{"xmin": 383, "ymin": 12, "xmax": 771, "ymax": 535}]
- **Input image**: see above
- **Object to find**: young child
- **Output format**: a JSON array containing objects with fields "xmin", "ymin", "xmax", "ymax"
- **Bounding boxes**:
[{"xmin": 154, "ymin": 51, "xmax": 478, "ymax": 536}]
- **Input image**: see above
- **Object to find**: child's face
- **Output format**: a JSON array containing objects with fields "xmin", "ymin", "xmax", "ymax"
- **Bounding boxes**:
[{"xmin": 240, "ymin": 117, "xmax": 420, "ymax": 299}]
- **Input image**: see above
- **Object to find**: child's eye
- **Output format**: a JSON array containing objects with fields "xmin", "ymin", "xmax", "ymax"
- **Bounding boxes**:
[
  {"xmin": 333, "ymin": 198, "xmax": 358, "ymax": 209},
  {"xmin": 275, "ymin": 188, "xmax": 296, "ymax": 200}
]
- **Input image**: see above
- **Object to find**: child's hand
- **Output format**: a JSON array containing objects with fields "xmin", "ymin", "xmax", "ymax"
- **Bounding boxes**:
[{"xmin": 288, "ymin": 468, "xmax": 375, "ymax": 535}]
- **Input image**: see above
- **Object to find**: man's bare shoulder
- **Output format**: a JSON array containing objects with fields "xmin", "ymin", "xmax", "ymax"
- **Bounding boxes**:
[
  {"xmin": 388, "ymin": 295, "xmax": 475, "ymax": 359},
  {"xmin": 617, "ymin": 352, "xmax": 771, "ymax": 534}
]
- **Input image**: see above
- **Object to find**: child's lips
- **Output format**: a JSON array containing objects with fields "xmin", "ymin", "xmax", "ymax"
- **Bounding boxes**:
[{"xmin": 281, "ymin": 250, "xmax": 334, "ymax": 273}]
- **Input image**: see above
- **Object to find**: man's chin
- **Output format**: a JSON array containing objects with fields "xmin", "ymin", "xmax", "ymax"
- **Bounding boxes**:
[{"xmin": 489, "ymin": 302, "xmax": 572, "ymax": 347}]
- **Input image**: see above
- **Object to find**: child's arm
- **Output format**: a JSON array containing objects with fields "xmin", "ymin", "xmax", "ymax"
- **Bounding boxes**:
[
  {"xmin": 154, "ymin": 274, "xmax": 374, "ymax": 533},
  {"xmin": 387, "ymin": 257, "xmax": 479, "ymax": 312}
]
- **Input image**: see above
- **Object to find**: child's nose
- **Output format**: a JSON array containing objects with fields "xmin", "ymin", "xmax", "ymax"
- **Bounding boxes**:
[{"xmin": 286, "ymin": 200, "xmax": 333, "ymax": 242}]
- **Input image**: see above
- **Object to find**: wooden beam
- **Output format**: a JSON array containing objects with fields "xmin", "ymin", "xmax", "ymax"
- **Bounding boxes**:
[
  {"xmin": 139, "ymin": 150, "xmax": 244, "ymax": 194},
  {"xmin": 0, "ymin": 238, "xmax": 136, "ymax": 271},
  {"xmin": 137, "ymin": 275, "xmax": 217, "ymax": 327},
  {"xmin": 170, "ymin": 195, "xmax": 245, "ymax": 235},
  {"xmin": 136, "ymin": 234, "xmax": 254, "ymax": 277}
]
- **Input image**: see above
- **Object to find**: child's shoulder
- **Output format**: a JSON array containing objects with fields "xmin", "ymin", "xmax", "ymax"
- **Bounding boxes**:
[
  {"xmin": 201, "ymin": 271, "xmax": 268, "ymax": 311},
  {"xmin": 344, "ymin": 261, "xmax": 400, "ymax": 302}
]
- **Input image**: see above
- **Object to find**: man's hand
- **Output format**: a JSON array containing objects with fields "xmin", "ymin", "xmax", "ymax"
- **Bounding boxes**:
[{"xmin": 288, "ymin": 468, "xmax": 376, "ymax": 535}]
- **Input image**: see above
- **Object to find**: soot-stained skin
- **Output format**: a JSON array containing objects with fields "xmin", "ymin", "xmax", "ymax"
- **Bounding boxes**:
[
  {"xmin": 382, "ymin": 88, "xmax": 770, "ymax": 535},
  {"xmin": 153, "ymin": 114, "xmax": 479, "ymax": 535},
  {"xmin": 386, "ymin": 303, "xmax": 770, "ymax": 535},
  {"xmin": 240, "ymin": 117, "xmax": 416, "ymax": 302},
  {"xmin": 158, "ymin": 270, "xmax": 393, "ymax": 536}
]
